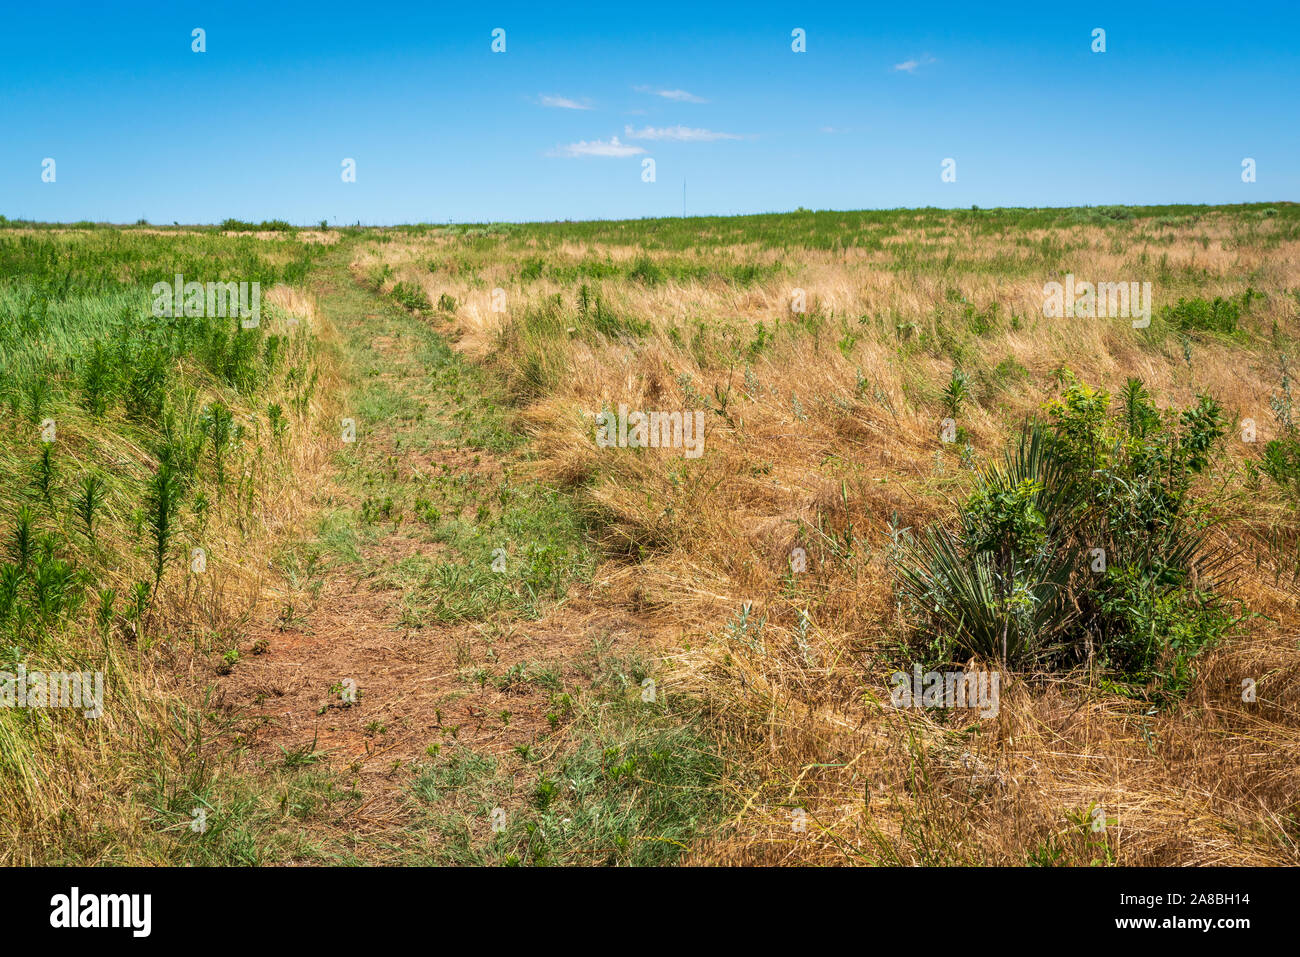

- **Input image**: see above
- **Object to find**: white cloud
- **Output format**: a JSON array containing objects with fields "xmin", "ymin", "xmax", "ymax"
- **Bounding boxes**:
[
  {"xmin": 550, "ymin": 136, "xmax": 645, "ymax": 158},
  {"xmin": 634, "ymin": 85, "xmax": 707, "ymax": 103},
  {"xmin": 893, "ymin": 55, "xmax": 937, "ymax": 73},
  {"xmin": 539, "ymin": 94, "xmax": 592, "ymax": 110},
  {"xmin": 623, "ymin": 124, "xmax": 742, "ymax": 142}
]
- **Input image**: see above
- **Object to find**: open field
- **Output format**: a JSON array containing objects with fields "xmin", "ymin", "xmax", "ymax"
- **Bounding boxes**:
[{"xmin": 2, "ymin": 203, "xmax": 1298, "ymax": 865}]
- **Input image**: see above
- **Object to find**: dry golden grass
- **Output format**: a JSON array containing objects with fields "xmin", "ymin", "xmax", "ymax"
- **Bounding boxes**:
[{"xmin": 354, "ymin": 207, "xmax": 1300, "ymax": 865}]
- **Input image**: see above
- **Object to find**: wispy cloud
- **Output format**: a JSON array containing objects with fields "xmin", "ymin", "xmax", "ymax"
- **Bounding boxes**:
[
  {"xmin": 549, "ymin": 136, "xmax": 645, "ymax": 158},
  {"xmin": 634, "ymin": 85, "xmax": 707, "ymax": 103},
  {"xmin": 623, "ymin": 124, "xmax": 743, "ymax": 142},
  {"xmin": 538, "ymin": 94, "xmax": 592, "ymax": 110},
  {"xmin": 893, "ymin": 54, "xmax": 937, "ymax": 73}
]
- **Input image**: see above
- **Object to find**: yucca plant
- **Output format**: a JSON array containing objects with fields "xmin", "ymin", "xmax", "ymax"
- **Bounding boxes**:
[
  {"xmin": 959, "ymin": 422, "xmax": 1089, "ymax": 554},
  {"xmin": 897, "ymin": 424, "xmax": 1087, "ymax": 665},
  {"xmin": 896, "ymin": 526, "xmax": 1079, "ymax": 665},
  {"xmin": 898, "ymin": 382, "xmax": 1236, "ymax": 690}
]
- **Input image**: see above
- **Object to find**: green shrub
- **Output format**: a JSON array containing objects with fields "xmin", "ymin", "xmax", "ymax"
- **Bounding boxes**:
[
  {"xmin": 1161, "ymin": 295, "xmax": 1241, "ymax": 335},
  {"xmin": 1259, "ymin": 438, "xmax": 1300, "ymax": 491},
  {"xmin": 897, "ymin": 376, "xmax": 1235, "ymax": 698},
  {"xmin": 391, "ymin": 280, "xmax": 432, "ymax": 314},
  {"xmin": 519, "ymin": 256, "xmax": 545, "ymax": 282},
  {"xmin": 627, "ymin": 255, "xmax": 666, "ymax": 285},
  {"xmin": 1255, "ymin": 357, "xmax": 1299, "ymax": 491},
  {"xmin": 941, "ymin": 367, "xmax": 970, "ymax": 419},
  {"xmin": 219, "ymin": 218, "xmax": 295, "ymax": 232}
]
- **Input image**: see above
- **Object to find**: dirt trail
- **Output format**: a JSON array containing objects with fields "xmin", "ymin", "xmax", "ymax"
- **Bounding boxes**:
[{"xmin": 216, "ymin": 250, "xmax": 652, "ymax": 838}]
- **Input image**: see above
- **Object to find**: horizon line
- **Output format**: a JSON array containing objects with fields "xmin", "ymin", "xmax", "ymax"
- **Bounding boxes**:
[{"xmin": 1, "ymin": 200, "xmax": 1294, "ymax": 231}]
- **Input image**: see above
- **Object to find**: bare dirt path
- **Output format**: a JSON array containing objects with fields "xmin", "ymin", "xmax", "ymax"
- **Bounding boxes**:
[{"xmin": 214, "ymin": 248, "xmax": 661, "ymax": 853}]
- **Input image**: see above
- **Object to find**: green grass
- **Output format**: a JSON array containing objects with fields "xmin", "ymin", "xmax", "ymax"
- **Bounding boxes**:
[
  {"xmin": 347, "ymin": 201, "xmax": 1300, "ymax": 254},
  {"xmin": 328, "ymin": 258, "xmax": 596, "ymax": 626},
  {"xmin": 407, "ymin": 650, "xmax": 732, "ymax": 866},
  {"xmin": 0, "ymin": 225, "xmax": 336, "ymax": 862}
]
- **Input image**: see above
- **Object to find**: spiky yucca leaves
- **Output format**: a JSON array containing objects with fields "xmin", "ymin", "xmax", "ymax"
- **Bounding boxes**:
[
  {"xmin": 898, "ymin": 382, "xmax": 1236, "ymax": 687},
  {"xmin": 895, "ymin": 524, "xmax": 1078, "ymax": 665},
  {"xmin": 896, "ymin": 424, "xmax": 1086, "ymax": 665}
]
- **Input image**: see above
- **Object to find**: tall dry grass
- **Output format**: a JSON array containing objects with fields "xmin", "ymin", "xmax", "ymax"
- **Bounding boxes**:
[{"xmin": 355, "ymin": 207, "xmax": 1300, "ymax": 864}]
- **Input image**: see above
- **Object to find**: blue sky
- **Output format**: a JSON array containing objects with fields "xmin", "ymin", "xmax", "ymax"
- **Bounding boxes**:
[{"xmin": 1, "ymin": 0, "xmax": 1296, "ymax": 224}]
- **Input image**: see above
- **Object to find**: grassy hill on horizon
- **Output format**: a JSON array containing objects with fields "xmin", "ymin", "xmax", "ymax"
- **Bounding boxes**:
[{"xmin": 3, "ymin": 199, "xmax": 1297, "ymax": 233}]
